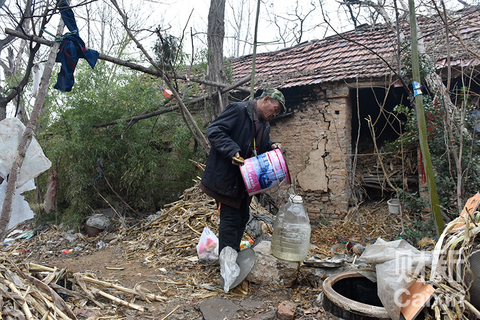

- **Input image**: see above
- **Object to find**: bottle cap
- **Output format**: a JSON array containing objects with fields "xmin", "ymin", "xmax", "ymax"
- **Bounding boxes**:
[{"xmin": 291, "ymin": 195, "xmax": 303, "ymax": 203}]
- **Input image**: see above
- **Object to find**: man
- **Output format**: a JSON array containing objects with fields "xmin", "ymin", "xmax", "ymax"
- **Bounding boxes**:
[{"xmin": 200, "ymin": 88, "xmax": 286, "ymax": 254}]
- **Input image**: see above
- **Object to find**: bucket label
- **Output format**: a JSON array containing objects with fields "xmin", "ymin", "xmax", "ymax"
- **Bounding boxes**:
[{"xmin": 240, "ymin": 149, "xmax": 290, "ymax": 195}]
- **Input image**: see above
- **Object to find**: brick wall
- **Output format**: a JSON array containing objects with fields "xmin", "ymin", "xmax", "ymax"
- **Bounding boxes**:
[{"xmin": 267, "ymin": 84, "xmax": 352, "ymax": 219}]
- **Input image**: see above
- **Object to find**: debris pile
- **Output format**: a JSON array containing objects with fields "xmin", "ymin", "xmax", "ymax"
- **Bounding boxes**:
[
  {"xmin": 0, "ymin": 182, "xmax": 277, "ymax": 319},
  {"xmin": 425, "ymin": 207, "xmax": 480, "ymax": 319},
  {"xmin": 311, "ymin": 200, "xmax": 404, "ymax": 256},
  {"xmin": 0, "ymin": 257, "xmax": 167, "ymax": 319}
]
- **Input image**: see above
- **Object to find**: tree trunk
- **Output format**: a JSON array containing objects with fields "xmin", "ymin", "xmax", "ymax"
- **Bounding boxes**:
[
  {"xmin": 207, "ymin": 0, "xmax": 228, "ymax": 118},
  {"xmin": 0, "ymin": 20, "xmax": 64, "ymax": 241}
]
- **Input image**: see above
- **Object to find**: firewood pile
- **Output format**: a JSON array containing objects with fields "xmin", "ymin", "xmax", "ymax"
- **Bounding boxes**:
[{"xmin": 355, "ymin": 148, "xmax": 418, "ymax": 192}]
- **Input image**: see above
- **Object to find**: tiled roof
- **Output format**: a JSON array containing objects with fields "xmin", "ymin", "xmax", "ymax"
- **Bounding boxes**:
[{"xmin": 230, "ymin": 8, "xmax": 480, "ymax": 89}]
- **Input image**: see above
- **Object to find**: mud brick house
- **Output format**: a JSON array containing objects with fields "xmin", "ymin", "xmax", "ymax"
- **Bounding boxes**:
[{"xmin": 230, "ymin": 8, "xmax": 480, "ymax": 218}]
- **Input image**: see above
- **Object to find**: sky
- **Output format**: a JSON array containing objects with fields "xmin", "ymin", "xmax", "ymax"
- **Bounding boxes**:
[{"xmin": 128, "ymin": 0, "xmax": 352, "ymax": 58}]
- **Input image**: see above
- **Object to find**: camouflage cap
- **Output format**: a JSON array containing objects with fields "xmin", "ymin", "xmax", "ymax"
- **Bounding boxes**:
[{"xmin": 260, "ymin": 88, "xmax": 286, "ymax": 113}]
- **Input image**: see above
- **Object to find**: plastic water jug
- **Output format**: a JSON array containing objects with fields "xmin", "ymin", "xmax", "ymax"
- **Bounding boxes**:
[{"xmin": 271, "ymin": 195, "xmax": 311, "ymax": 261}]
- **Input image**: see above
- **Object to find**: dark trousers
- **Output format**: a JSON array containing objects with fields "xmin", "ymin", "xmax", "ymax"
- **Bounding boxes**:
[{"xmin": 218, "ymin": 194, "xmax": 251, "ymax": 253}]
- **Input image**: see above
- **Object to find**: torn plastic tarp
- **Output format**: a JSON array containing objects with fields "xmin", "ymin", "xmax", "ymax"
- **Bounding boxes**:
[
  {"xmin": 0, "ymin": 179, "xmax": 36, "ymax": 230},
  {"xmin": 0, "ymin": 118, "xmax": 52, "ymax": 229},
  {"xmin": 358, "ymin": 238, "xmax": 432, "ymax": 320},
  {"xmin": 0, "ymin": 118, "xmax": 51, "ymax": 187}
]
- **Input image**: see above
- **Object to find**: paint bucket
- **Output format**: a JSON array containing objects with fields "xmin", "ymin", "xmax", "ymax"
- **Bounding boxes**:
[
  {"xmin": 240, "ymin": 149, "xmax": 290, "ymax": 196},
  {"xmin": 387, "ymin": 198, "xmax": 400, "ymax": 214}
]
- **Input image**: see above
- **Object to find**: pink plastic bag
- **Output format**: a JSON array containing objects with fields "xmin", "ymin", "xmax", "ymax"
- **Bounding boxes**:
[{"xmin": 196, "ymin": 227, "xmax": 219, "ymax": 263}]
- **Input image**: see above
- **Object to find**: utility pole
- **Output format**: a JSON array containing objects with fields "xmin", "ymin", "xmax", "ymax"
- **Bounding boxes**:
[{"xmin": 408, "ymin": 0, "xmax": 444, "ymax": 235}]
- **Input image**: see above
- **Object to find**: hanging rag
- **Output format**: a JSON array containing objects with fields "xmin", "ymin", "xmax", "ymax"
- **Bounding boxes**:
[{"xmin": 54, "ymin": 0, "xmax": 99, "ymax": 92}]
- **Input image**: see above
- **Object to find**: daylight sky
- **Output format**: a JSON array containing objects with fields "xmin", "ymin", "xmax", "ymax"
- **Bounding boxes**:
[{"xmin": 133, "ymin": 0, "xmax": 352, "ymax": 57}]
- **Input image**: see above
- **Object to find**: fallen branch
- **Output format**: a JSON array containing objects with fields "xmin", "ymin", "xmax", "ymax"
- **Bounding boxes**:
[
  {"xmin": 93, "ymin": 287, "xmax": 145, "ymax": 312},
  {"xmin": 80, "ymin": 275, "xmax": 167, "ymax": 302}
]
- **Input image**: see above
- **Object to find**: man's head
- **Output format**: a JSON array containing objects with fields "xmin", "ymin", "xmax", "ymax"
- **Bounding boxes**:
[{"xmin": 257, "ymin": 88, "xmax": 286, "ymax": 121}]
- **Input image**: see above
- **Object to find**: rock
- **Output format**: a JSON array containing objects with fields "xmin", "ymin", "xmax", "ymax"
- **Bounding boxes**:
[
  {"xmin": 85, "ymin": 213, "xmax": 111, "ymax": 237},
  {"xmin": 249, "ymin": 310, "xmax": 276, "ymax": 320},
  {"xmin": 86, "ymin": 213, "xmax": 111, "ymax": 230},
  {"xmin": 299, "ymin": 266, "xmax": 349, "ymax": 288},
  {"xmin": 200, "ymin": 298, "xmax": 240, "ymax": 320},
  {"xmin": 246, "ymin": 241, "xmax": 299, "ymax": 287},
  {"xmin": 276, "ymin": 300, "xmax": 297, "ymax": 320}
]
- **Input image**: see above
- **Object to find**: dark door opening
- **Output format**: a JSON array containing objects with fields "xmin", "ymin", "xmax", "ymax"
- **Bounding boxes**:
[{"xmin": 350, "ymin": 86, "xmax": 418, "ymax": 199}]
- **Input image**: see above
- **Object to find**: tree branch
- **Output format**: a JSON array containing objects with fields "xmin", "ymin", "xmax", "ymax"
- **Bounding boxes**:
[{"xmin": 4, "ymin": 28, "xmax": 250, "ymax": 93}]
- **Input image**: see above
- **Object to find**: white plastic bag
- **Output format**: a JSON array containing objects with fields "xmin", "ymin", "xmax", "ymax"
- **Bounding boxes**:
[
  {"xmin": 219, "ymin": 246, "xmax": 240, "ymax": 292},
  {"xmin": 196, "ymin": 227, "xmax": 219, "ymax": 264},
  {"xmin": 359, "ymin": 238, "xmax": 432, "ymax": 320}
]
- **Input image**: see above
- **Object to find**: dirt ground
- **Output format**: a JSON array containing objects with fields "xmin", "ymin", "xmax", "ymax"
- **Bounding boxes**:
[
  {"xmin": 2, "ymin": 186, "xmax": 404, "ymax": 320},
  {"xmin": 21, "ymin": 227, "xmax": 335, "ymax": 320}
]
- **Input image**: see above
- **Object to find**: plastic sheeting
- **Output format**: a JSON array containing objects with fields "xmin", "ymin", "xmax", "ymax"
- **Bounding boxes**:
[
  {"xmin": 219, "ymin": 246, "xmax": 240, "ymax": 292},
  {"xmin": 0, "ymin": 118, "xmax": 52, "ymax": 187},
  {"xmin": 359, "ymin": 238, "xmax": 432, "ymax": 320},
  {"xmin": 0, "ymin": 118, "xmax": 52, "ymax": 228},
  {"xmin": 0, "ymin": 179, "xmax": 36, "ymax": 230}
]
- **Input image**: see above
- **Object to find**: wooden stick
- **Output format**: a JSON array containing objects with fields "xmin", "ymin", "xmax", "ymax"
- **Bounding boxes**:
[
  {"xmin": 74, "ymin": 274, "xmax": 104, "ymax": 308},
  {"xmin": 81, "ymin": 275, "xmax": 167, "ymax": 301},
  {"xmin": 28, "ymin": 263, "xmax": 56, "ymax": 273},
  {"xmin": 160, "ymin": 305, "xmax": 180, "ymax": 320},
  {"xmin": 36, "ymin": 293, "xmax": 73, "ymax": 320},
  {"xmin": 7, "ymin": 282, "xmax": 34, "ymax": 320},
  {"xmin": 465, "ymin": 300, "xmax": 480, "ymax": 318},
  {"xmin": 94, "ymin": 288, "xmax": 145, "ymax": 311}
]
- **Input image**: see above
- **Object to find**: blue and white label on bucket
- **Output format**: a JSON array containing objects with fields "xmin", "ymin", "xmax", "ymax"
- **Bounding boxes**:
[{"xmin": 256, "ymin": 153, "xmax": 285, "ymax": 189}]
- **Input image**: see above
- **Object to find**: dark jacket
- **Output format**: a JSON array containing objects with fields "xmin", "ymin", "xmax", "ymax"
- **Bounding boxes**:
[{"xmin": 201, "ymin": 100, "xmax": 273, "ymax": 204}]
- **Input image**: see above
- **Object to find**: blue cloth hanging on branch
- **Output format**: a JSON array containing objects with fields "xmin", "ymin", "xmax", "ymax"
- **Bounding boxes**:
[{"xmin": 54, "ymin": 0, "xmax": 99, "ymax": 92}]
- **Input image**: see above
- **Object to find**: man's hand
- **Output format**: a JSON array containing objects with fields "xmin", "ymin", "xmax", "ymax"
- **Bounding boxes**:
[
  {"xmin": 271, "ymin": 143, "xmax": 282, "ymax": 150},
  {"xmin": 232, "ymin": 152, "xmax": 244, "ymax": 166}
]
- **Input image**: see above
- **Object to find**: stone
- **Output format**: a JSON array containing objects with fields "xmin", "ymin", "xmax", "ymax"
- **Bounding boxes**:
[
  {"xmin": 199, "ymin": 298, "xmax": 240, "ymax": 320},
  {"xmin": 246, "ymin": 241, "xmax": 299, "ymax": 287},
  {"xmin": 276, "ymin": 300, "xmax": 297, "ymax": 320},
  {"xmin": 249, "ymin": 310, "xmax": 276, "ymax": 320},
  {"xmin": 299, "ymin": 266, "xmax": 348, "ymax": 288}
]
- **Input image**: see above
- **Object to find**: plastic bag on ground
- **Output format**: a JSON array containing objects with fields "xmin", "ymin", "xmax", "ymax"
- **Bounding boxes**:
[
  {"xmin": 219, "ymin": 246, "xmax": 240, "ymax": 292},
  {"xmin": 196, "ymin": 227, "xmax": 219, "ymax": 264},
  {"xmin": 359, "ymin": 238, "xmax": 432, "ymax": 320}
]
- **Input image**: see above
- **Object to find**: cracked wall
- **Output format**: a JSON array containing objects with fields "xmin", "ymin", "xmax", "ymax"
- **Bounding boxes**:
[
  {"xmin": 269, "ymin": 84, "xmax": 352, "ymax": 218},
  {"xmin": 297, "ymin": 139, "xmax": 328, "ymax": 192}
]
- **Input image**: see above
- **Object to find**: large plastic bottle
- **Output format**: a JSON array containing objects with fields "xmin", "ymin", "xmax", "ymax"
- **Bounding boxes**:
[{"xmin": 271, "ymin": 195, "xmax": 311, "ymax": 261}]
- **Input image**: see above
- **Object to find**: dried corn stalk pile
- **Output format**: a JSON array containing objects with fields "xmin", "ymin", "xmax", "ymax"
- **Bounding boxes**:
[
  {"xmin": 0, "ymin": 255, "xmax": 168, "ymax": 319},
  {"xmin": 119, "ymin": 181, "xmax": 273, "ymax": 262},
  {"xmin": 311, "ymin": 201, "xmax": 404, "ymax": 256},
  {"xmin": 427, "ymin": 211, "xmax": 480, "ymax": 319},
  {"xmin": 0, "ymin": 181, "xmax": 275, "ymax": 319}
]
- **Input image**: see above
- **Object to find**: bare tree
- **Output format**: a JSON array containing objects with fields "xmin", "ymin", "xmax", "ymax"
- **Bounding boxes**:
[
  {"xmin": 206, "ymin": 0, "xmax": 228, "ymax": 118},
  {"xmin": 226, "ymin": 0, "xmax": 253, "ymax": 57},
  {"xmin": 267, "ymin": 0, "xmax": 319, "ymax": 47},
  {"xmin": 0, "ymin": 0, "xmax": 48, "ymax": 121}
]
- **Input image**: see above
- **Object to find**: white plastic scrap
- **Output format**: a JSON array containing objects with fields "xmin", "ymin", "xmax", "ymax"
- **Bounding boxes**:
[{"xmin": 219, "ymin": 246, "xmax": 240, "ymax": 292}]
